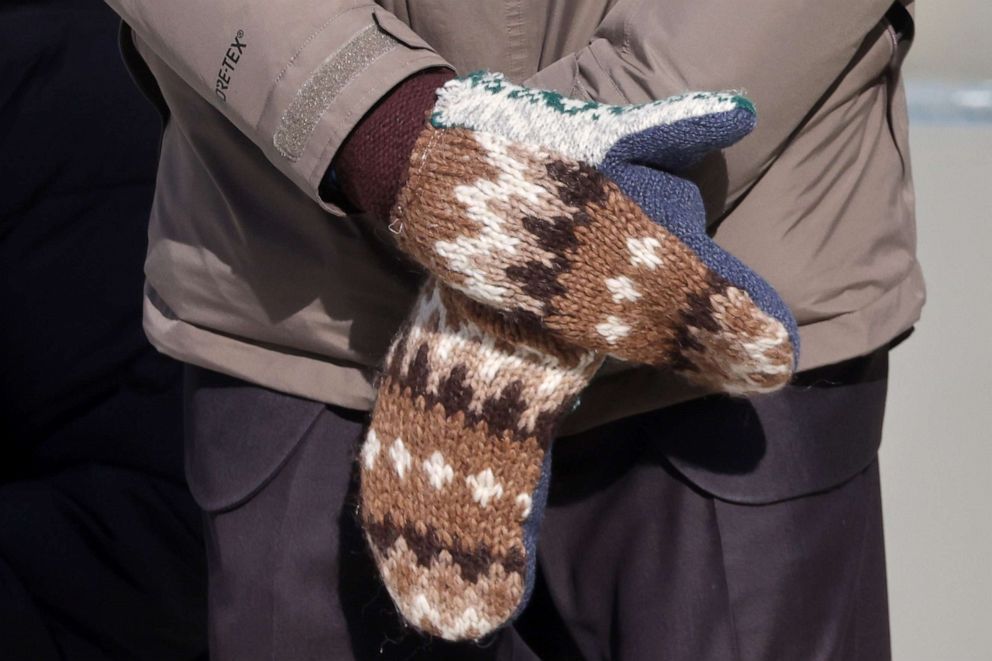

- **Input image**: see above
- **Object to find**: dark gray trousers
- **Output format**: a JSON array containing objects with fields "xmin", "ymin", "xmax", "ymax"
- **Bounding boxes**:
[{"xmin": 183, "ymin": 349, "xmax": 890, "ymax": 661}]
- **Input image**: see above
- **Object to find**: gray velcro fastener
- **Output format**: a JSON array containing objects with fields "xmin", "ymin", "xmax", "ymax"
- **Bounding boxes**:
[{"xmin": 274, "ymin": 24, "xmax": 397, "ymax": 161}]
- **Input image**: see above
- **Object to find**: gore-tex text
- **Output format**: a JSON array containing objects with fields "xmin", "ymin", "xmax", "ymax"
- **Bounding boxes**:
[{"xmin": 215, "ymin": 30, "xmax": 246, "ymax": 102}]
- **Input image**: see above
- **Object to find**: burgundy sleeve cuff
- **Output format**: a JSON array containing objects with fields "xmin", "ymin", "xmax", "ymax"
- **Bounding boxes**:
[{"xmin": 329, "ymin": 68, "xmax": 455, "ymax": 221}]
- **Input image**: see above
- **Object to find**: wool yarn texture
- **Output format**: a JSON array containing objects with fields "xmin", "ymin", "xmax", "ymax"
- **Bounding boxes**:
[
  {"xmin": 360, "ymin": 281, "xmax": 601, "ymax": 640},
  {"xmin": 358, "ymin": 72, "xmax": 800, "ymax": 641}
]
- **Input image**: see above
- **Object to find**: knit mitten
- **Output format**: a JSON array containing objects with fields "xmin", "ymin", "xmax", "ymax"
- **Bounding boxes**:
[
  {"xmin": 359, "ymin": 280, "xmax": 602, "ymax": 640},
  {"xmin": 391, "ymin": 71, "xmax": 797, "ymax": 392},
  {"xmin": 350, "ymin": 72, "xmax": 800, "ymax": 641}
]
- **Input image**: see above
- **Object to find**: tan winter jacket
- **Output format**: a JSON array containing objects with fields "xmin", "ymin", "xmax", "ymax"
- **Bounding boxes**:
[{"xmin": 107, "ymin": 0, "xmax": 922, "ymax": 433}]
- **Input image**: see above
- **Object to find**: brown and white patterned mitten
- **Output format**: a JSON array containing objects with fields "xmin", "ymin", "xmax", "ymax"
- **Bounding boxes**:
[
  {"xmin": 358, "ymin": 280, "xmax": 601, "ymax": 640},
  {"xmin": 351, "ymin": 72, "xmax": 801, "ymax": 642},
  {"xmin": 392, "ymin": 73, "xmax": 797, "ymax": 392}
]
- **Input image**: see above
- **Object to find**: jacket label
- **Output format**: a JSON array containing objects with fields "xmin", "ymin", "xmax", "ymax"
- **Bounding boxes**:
[{"xmin": 215, "ymin": 30, "xmax": 246, "ymax": 102}]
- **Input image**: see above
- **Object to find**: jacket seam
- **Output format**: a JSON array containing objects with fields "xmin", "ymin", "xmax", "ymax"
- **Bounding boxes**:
[
  {"xmin": 567, "ymin": 56, "xmax": 582, "ymax": 98},
  {"xmin": 255, "ymin": 4, "xmax": 366, "ymax": 133},
  {"xmin": 619, "ymin": 0, "xmax": 645, "ymax": 58},
  {"xmin": 589, "ymin": 40, "xmax": 630, "ymax": 103},
  {"xmin": 504, "ymin": 0, "xmax": 528, "ymax": 82}
]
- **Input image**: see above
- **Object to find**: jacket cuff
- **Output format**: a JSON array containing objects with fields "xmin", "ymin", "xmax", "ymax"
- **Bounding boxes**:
[{"xmin": 257, "ymin": 7, "xmax": 453, "ymax": 215}]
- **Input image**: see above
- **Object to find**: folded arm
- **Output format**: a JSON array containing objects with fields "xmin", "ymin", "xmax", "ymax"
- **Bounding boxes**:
[
  {"xmin": 105, "ymin": 0, "xmax": 452, "ymax": 212},
  {"xmin": 525, "ymin": 0, "xmax": 897, "ymax": 213}
]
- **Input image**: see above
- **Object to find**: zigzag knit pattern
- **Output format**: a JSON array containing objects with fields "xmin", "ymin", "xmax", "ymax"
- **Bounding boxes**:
[
  {"xmin": 427, "ymin": 72, "xmax": 800, "ymax": 358},
  {"xmin": 359, "ymin": 281, "xmax": 601, "ymax": 640},
  {"xmin": 392, "ymin": 125, "xmax": 794, "ymax": 392},
  {"xmin": 358, "ymin": 72, "xmax": 799, "ymax": 642},
  {"xmin": 430, "ymin": 71, "xmax": 752, "ymax": 167}
]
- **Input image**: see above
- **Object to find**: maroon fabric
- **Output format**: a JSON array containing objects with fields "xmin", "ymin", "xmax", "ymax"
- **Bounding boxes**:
[{"xmin": 334, "ymin": 68, "xmax": 455, "ymax": 222}]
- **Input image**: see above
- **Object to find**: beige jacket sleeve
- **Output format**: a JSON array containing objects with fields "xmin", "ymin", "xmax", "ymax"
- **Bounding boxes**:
[
  {"xmin": 525, "ymin": 0, "xmax": 901, "ymax": 215},
  {"xmin": 104, "ymin": 0, "xmax": 451, "ymax": 213}
]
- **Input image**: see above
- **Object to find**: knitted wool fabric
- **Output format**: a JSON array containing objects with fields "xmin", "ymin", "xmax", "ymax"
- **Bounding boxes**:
[
  {"xmin": 357, "ymin": 72, "xmax": 800, "ymax": 641},
  {"xmin": 359, "ymin": 280, "xmax": 601, "ymax": 640},
  {"xmin": 393, "ymin": 72, "xmax": 797, "ymax": 392}
]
